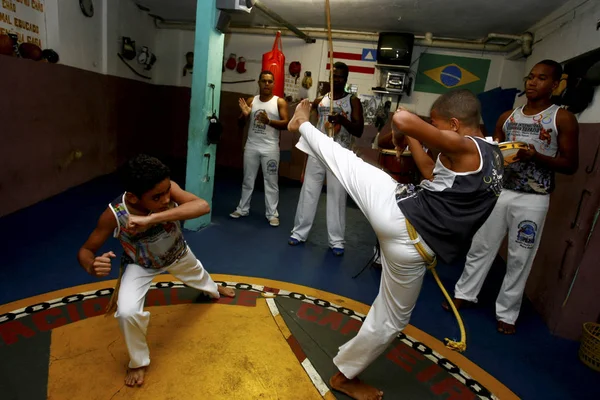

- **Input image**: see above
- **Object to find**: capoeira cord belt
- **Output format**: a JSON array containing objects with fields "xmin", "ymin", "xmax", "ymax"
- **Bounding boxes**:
[
  {"xmin": 405, "ymin": 219, "xmax": 467, "ymax": 352},
  {"xmin": 105, "ymin": 263, "xmax": 125, "ymax": 316}
]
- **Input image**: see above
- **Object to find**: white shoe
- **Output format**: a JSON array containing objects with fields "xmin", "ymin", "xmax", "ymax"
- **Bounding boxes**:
[
  {"xmin": 269, "ymin": 217, "xmax": 280, "ymax": 227},
  {"xmin": 230, "ymin": 211, "xmax": 245, "ymax": 218}
]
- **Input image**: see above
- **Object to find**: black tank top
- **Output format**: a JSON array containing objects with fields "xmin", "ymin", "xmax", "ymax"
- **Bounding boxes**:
[{"xmin": 397, "ymin": 136, "xmax": 504, "ymax": 263}]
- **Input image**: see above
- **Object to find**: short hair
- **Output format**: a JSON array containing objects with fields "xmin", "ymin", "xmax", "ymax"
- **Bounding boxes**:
[
  {"xmin": 122, "ymin": 154, "xmax": 170, "ymax": 198},
  {"xmin": 535, "ymin": 59, "xmax": 563, "ymax": 81},
  {"xmin": 258, "ymin": 70, "xmax": 274, "ymax": 80},
  {"xmin": 431, "ymin": 89, "xmax": 481, "ymax": 128},
  {"xmin": 333, "ymin": 62, "xmax": 349, "ymax": 78}
]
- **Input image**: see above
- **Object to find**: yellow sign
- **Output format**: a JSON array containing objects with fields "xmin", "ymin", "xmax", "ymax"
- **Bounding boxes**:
[{"xmin": 0, "ymin": 0, "xmax": 46, "ymax": 48}]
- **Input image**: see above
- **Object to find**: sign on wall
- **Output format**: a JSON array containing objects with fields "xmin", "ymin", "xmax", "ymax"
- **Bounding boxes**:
[
  {"xmin": 0, "ymin": 0, "xmax": 46, "ymax": 48},
  {"xmin": 415, "ymin": 53, "xmax": 491, "ymax": 95},
  {"xmin": 319, "ymin": 43, "xmax": 378, "ymax": 96}
]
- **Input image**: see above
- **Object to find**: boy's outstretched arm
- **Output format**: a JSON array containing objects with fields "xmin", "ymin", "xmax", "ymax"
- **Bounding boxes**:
[
  {"xmin": 392, "ymin": 110, "xmax": 474, "ymax": 156},
  {"xmin": 78, "ymin": 209, "xmax": 117, "ymax": 277},
  {"xmin": 128, "ymin": 181, "xmax": 210, "ymax": 231}
]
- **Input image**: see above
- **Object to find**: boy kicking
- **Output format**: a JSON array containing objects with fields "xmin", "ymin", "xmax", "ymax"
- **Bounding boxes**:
[
  {"xmin": 287, "ymin": 90, "xmax": 503, "ymax": 400},
  {"xmin": 77, "ymin": 154, "xmax": 235, "ymax": 387}
]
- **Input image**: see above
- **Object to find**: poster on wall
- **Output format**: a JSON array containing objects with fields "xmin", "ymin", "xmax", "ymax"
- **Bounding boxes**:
[
  {"xmin": 0, "ymin": 0, "xmax": 46, "ymax": 48},
  {"xmin": 284, "ymin": 73, "xmax": 300, "ymax": 102},
  {"xmin": 358, "ymin": 94, "xmax": 378, "ymax": 125},
  {"xmin": 415, "ymin": 53, "xmax": 491, "ymax": 95}
]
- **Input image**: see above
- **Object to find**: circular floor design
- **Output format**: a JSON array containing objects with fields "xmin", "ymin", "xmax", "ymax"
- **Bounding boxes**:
[{"xmin": 0, "ymin": 275, "xmax": 518, "ymax": 400}]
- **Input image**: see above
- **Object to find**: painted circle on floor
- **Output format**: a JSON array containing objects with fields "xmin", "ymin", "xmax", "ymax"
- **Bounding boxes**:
[{"xmin": 0, "ymin": 275, "xmax": 517, "ymax": 400}]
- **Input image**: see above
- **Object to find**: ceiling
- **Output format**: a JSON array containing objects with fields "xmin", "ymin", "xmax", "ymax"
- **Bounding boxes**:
[{"xmin": 137, "ymin": 0, "xmax": 566, "ymax": 40}]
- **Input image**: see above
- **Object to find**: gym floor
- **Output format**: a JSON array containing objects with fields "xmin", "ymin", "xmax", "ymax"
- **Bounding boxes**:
[{"xmin": 0, "ymin": 169, "xmax": 598, "ymax": 399}]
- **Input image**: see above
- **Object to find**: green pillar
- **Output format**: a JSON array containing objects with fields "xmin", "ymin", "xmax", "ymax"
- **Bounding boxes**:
[{"xmin": 184, "ymin": 0, "xmax": 224, "ymax": 231}]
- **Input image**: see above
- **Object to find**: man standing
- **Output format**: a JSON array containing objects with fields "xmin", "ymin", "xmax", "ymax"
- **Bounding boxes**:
[
  {"xmin": 448, "ymin": 60, "xmax": 580, "ymax": 334},
  {"xmin": 288, "ymin": 62, "xmax": 364, "ymax": 256},
  {"xmin": 230, "ymin": 70, "xmax": 289, "ymax": 226}
]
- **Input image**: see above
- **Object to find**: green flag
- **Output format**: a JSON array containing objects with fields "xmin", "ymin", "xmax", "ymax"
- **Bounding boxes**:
[{"xmin": 415, "ymin": 53, "xmax": 491, "ymax": 95}]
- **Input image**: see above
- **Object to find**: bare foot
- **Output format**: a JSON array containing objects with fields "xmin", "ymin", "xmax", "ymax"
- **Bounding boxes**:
[
  {"xmin": 330, "ymin": 371, "xmax": 383, "ymax": 400},
  {"xmin": 288, "ymin": 99, "xmax": 311, "ymax": 133},
  {"xmin": 497, "ymin": 321, "xmax": 516, "ymax": 335},
  {"xmin": 442, "ymin": 298, "xmax": 473, "ymax": 312},
  {"xmin": 125, "ymin": 366, "xmax": 146, "ymax": 387},
  {"xmin": 218, "ymin": 285, "xmax": 236, "ymax": 298}
]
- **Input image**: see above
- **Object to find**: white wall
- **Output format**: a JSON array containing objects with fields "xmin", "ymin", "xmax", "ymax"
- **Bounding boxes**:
[
  {"xmin": 154, "ymin": 29, "xmax": 196, "ymax": 87},
  {"xmin": 107, "ymin": 0, "xmax": 158, "ymax": 81},
  {"xmin": 222, "ymin": 33, "xmax": 525, "ymax": 116},
  {"xmin": 526, "ymin": 0, "xmax": 600, "ymax": 123},
  {"xmin": 45, "ymin": 0, "xmax": 104, "ymax": 74},
  {"xmin": 42, "ymin": 0, "xmax": 189, "ymax": 86}
]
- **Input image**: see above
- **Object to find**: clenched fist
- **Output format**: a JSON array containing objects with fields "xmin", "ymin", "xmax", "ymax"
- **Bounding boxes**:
[{"xmin": 90, "ymin": 251, "xmax": 116, "ymax": 277}]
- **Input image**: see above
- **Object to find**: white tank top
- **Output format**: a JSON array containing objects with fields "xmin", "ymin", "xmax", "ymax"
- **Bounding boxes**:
[
  {"xmin": 245, "ymin": 95, "xmax": 281, "ymax": 151},
  {"xmin": 502, "ymin": 104, "xmax": 560, "ymax": 194},
  {"xmin": 317, "ymin": 93, "xmax": 354, "ymax": 149}
]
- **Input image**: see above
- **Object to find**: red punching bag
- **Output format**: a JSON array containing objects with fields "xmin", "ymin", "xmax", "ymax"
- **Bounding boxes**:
[{"xmin": 262, "ymin": 32, "xmax": 285, "ymax": 97}]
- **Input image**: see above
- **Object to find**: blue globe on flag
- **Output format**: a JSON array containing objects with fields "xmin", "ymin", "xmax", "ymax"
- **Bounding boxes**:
[{"xmin": 440, "ymin": 65, "xmax": 462, "ymax": 87}]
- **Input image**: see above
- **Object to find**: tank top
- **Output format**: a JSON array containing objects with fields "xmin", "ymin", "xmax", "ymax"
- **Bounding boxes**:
[
  {"xmin": 317, "ymin": 93, "xmax": 354, "ymax": 149},
  {"xmin": 245, "ymin": 95, "xmax": 281, "ymax": 151},
  {"xmin": 397, "ymin": 137, "xmax": 504, "ymax": 264},
  {"xmin": 502, "ymin": 104, "xmax": 560, "ymax": 194},
  {"xmin": 109, "ymin": 194, "xmax": 188, "ymax": 269}
]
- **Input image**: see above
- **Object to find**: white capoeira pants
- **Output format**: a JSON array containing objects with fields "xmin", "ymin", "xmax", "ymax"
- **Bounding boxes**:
[
  {"xmin": 115, "ymin": 248, "xmax": 220, "ymax": 369},
  {"xmin": 235, "ymin": 146, "xmax": 280, "ymax": 219},
  {"xmin": 291, "ymin": 155, "xmax": 347, "ymax": 248},
  {"xmin": 455, "ymin": 189, "xmax": 550, "ymax": 325},
  {"xmin": 296, "ymin": 121, "xmax": 434, "ymax": 379}
]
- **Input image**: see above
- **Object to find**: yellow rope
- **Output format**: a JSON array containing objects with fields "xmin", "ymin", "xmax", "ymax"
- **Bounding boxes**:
[{"xmin": 405, "ymin": 219, "xmax": 467, "ymax": 352}]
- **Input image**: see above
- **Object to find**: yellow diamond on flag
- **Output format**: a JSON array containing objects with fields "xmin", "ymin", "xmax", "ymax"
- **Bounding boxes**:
[{"xmin": 424, "ymin": 64, "xmax": 480, "ymax": 89}]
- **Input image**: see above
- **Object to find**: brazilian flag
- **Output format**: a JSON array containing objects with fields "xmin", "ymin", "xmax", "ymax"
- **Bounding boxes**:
[{"xmin": 415, "ymin": 53, "xmax": 491, "ymax": 94}]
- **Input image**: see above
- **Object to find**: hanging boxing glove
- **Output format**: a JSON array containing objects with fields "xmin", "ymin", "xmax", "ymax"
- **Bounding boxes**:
[
  {"xmin": 236, "ymin": 56, "xmax": 247, "ymax": 73},
  {"xmin": 289, "ymin": 61, "xmax": 301, "ymax": 84},
  {"xmin": 302, "ymin": 71, "xmax": 313, "ymax": 89},
  {"xmin": 225, "ymin": 53, "xmax": 237, "ymax": 70}
]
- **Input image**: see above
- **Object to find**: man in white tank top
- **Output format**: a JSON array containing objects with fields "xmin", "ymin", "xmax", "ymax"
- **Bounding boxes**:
[
  {"xmin": 449, "ymin": 60, "xmax": 580, "ymax": 334},
  {"xmin": 230, "ymin": 71, "xmax": 289, "ymax": 226},
  {"xmin": 288, "ymin": 62, "xmax": 364, "ymax": 255}
]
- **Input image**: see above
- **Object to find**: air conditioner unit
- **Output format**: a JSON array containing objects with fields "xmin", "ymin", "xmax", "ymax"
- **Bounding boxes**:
[{"xmin": 216, "ymin": 0, "xmax": 252, "ymax": 13}]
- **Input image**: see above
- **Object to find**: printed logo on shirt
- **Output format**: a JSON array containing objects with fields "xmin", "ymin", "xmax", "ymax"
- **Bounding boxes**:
[
  {"xmin": 484, "ymin": 149, "xmax": 503, "ymax": 196},
  {"xmin": 516, "ymin": 220, "xmax": 537, "ymax": 249},
  {"xmin": 266, "ymin": 159, "xmax": 278, "ymax": 175},
  {"xmin": 318, "ymin": 105, "xmax": 343, "ymax": 118},
  {"xmin": 394, "ymin": 183, "xmax": 418, "ymax": 202},
  {"xmin": 505, "ymin": 111, "xmax": 554, "ymax": 152},
  {"xmin": 254, "ymin": 109, "xmax": 268, "ymax": 131}
]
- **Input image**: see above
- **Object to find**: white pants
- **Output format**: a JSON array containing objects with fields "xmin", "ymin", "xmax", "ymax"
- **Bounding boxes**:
[
  {"xmin": 291, "ymin": 154, "xmax": 347, "ymax": 248},
  {"xmin": 235, "ymin": 146, "xmax": 280, "ymax": 219},
  {"xmin": 296, "ymin": 122, "xmax": 434, "ymax": 379},
  {"xmin": 455, "ymin": 189, "xmax": 550, "ymax": 324},
  {"xmin": 115, "ymin": 248, "xmax": 220, "ymax": 369}
]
